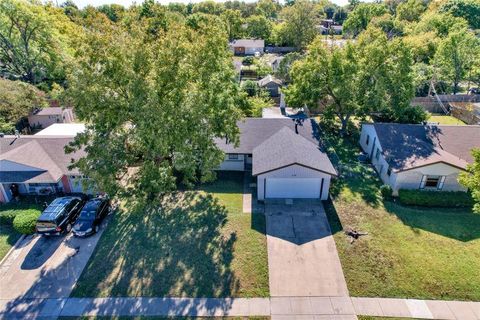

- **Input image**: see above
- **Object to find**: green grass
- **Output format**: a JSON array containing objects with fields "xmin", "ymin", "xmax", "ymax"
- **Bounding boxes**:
[
  {"xmin": 0, "ymin": 202, "xmax": 42, "ymax": 260},
  {"xmin": 428, "ymin": 115, "xmax": 465, "ymax": 125},
  {"xmin": 71, "ymin": 171, "xmax": 269, "ymax": 298},
  {"xmin": 322, "ymin": 126, "xmax": 480, "ymax": 301}
]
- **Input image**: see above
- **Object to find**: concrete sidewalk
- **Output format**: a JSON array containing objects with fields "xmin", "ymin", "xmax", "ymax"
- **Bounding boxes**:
[{"xmin": 1, "ymin": 296, "xmax": 479, "ymax": 319}]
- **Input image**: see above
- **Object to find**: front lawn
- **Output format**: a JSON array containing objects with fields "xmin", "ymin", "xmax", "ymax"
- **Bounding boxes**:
[
  {"xmin": 0, "ymin": 202, "xmax": 42, "ymax": 260},
  {"xmin": 323, "ymin": 128, "xmax": 480, "ymax": 301},
  {"xmin": 72, "ymin": 171, "xmax": 269, "ymax": 298}
]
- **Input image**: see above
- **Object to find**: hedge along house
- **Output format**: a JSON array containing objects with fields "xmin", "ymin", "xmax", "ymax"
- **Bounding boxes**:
[
  {"xmin": 359, "ymin": 123, "xmax": 480, "ymax": 195},
  {"xmin": 215, "ymin": 118, "xmax": 337, "ymax": 201},
  {"xmin": 0, "ymin": 135, "xmax": 88, "ymax": 203}
]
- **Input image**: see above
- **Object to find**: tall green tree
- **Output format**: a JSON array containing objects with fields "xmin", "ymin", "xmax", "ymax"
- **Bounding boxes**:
[
  {"xmin": 278, "ymin": 0, "xmax": 318, "ymax": 49},
  {"xmin": 221, "ymin": 9, "xmax": 243, "ymax": 41},
  {"xmin": 460, "ymin": 149, "xmax": 480, "ymax": 214},
  {"xmin": 256, "ymin": 0, "xmax": 279, "ymax": 19},
  {"xmin": 67, "ymin": 22, "xmax": 242, "ymax": 199},
  {"xmin": 434, "ymin": 27, "xmax": 480, "ymax": 93},
  {"xmin": 0, "ymin": 0, "xmax": 78, "ymax": 86},
  {"xmin": 285, "ymin": 39, "xmax": 360, "ymax": 133},
  {"xmin": 440, "ymin": 0, "xmax": 480, "ymax": 29},
  {"xmin": 245, "ymin": 15, "xmax": 272, "ymax": 41},
  {"xmin": 395, "ymin": 0, "xmax": 427, "ymax": 22},
  {"xmin": 343, "ymin": 3, "xmax": 388, "ymax": 37},
  {"xmin": 0, "ymin": 78, "xmax": 46, "ymax": 132}
]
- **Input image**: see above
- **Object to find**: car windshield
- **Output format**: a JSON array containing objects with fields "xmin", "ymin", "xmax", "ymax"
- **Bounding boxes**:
[{"xmin": 79, "ymin": 210, "xmax": 96, "ymax": 220}]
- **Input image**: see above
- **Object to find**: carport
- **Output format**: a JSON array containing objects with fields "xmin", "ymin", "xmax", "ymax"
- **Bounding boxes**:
[{"xmin": 252, "ymin": 127, "xmax": 337, "ymax": 201}]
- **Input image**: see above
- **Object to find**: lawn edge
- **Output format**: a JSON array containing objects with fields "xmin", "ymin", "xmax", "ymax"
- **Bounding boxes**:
[{"xmin": 0, "ymin": 234, "xmax": 26, "ymax": 267}]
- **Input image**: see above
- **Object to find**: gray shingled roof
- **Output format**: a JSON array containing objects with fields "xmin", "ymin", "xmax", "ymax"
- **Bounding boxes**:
[
  {"xmin": 32, "ymin": 107, "xmax": 63, "ymax": 116},
  {"xmin": 252, "ymin": 127, "xmax": 337, "ymax": 176},
  {"xmin": 214, "ymin": 118, "xmax": 320, "ymax": 154},
  {"xmin": 0, "ymin": 136, "xmax": 84, "ymax": 183},
  {"xmin": 370, "ymin": 123, "xmax": 480, "ymax": 171},
  {"xmin": 258, "ymin": 75, "xmax": 283, "ymax": 87},
  {"xmin": 231, "ymin": 39, "xmax": 265, "ymax": 48}
]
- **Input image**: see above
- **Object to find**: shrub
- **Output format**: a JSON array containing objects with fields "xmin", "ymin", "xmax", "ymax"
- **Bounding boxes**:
[
  {"xmin": 242, "ymin": 56, "xmax": 254, "ymax": 66},
  {"xmin": 0, "ymin": 203, "xmax": 42, "ymax": 225},
  {"xmin": 398, "ymin": 189, "xmax": 474, "ymax": 208},
  {"xmin": 0, "ymin": 210, "xmax": 17, "ymax": 225},
  {"xmin": 13, "ymin": 210, "xmax": 41, "ymax": 235},
  {"xmin": 380, "ymin": 185, "xmax": 393, "ymax": 199}
]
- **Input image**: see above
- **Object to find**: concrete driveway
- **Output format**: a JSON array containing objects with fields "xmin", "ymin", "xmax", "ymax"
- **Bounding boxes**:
[
  {"xmin": 266, "ymin": 201, "xmax": 349, "ymax": 297},
  {"xmin": 0, "ymin": 220, "xmax": 107, "ymax": 319}
]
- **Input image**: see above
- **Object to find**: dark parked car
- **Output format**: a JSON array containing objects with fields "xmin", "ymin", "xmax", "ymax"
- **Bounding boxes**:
[
  {"xmin": 72, "ymin": 197, "xmax": 110, "ymax": 237},
  {"xmin": 36, "ymin": 196, "xmax": 86, "ymax": 236}
]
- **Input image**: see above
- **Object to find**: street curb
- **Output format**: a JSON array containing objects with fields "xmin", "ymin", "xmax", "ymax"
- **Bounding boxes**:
[{"xmin": 0, "ymin": 234, "xmax": 26, "ymax": 268}]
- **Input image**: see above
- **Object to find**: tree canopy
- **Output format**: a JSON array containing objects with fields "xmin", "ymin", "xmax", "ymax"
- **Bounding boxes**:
[{"xmin": 66, "ymin": 19, "xmax": 243, "ymax": 199}]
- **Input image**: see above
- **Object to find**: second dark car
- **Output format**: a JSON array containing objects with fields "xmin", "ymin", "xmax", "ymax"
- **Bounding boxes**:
[{"xmin": 72, "ymin": 197, "xmax": 110, "ymax": 237}]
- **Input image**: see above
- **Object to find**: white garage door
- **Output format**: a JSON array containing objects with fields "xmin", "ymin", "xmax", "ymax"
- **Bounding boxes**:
[{"xmin": 265, "ymin": 178, "xmax": 322, "ymax": 199}]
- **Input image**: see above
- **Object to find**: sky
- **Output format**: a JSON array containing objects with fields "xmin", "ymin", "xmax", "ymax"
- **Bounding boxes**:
[{"xmin": 70, "ymin": 0, "xmax": 351, "ymax": 9}]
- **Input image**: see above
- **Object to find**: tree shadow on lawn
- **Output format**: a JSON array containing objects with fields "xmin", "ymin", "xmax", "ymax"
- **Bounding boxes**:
[
  {"xmin": 73, "ymin": 191, "xmax": 239, "ymax": 298},
  {"xmin": 384, "ymin": 201, "xmax": 480, "ymax": 242}
]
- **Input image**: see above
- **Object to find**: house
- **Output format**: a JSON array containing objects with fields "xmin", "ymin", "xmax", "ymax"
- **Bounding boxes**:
[
  {"xmin": 258, "ymin": 75, "xmax": 283, "ymax": 97},
  {"xmin": 34, "ymin": 123, "xmax": 86, "ymax": 136},
  {"xmin": 230, "ymin": 39, "xmax": 265, "ymax": 56},
  {"xmin": 359, "ymin": 123, "xmax": 480, "ymax": 195},
  {"xmin": 318, "ymin": 19, "xmax": 343, "ymax": 35},
  {"xmin": 215, "ymin": 118, "xmax": 337, "ymax": 201},
  {"xmin": 0, "ymin": 135, "xmax": 88, "ymax": 203},
  {"xmin": 28, "ymin": 107, "xmax": 75, "ymax": 130}
]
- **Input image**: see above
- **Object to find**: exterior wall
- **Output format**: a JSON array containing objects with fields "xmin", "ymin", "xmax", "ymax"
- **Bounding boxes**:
[
  {"xmin": 62, "ymin": 109, "xmax": 75, "ymax": 123},
  {"xmin": 393, "ymin": 163, "xmax": 467, "ymax": 194},
  {"xmin": 61, "ymin": 175, "xmax": 72, "ymax": 193},
  {"xmin": 28, "ymin": 114, "xmax": 62, "ymax": 129},
  {"xmin": 218, "ymin": 154, "xmax": 245, "ymax": 171},
  {"xmin": 262, "ymin": 83, "xmax": 280, "ymax": 97},
  {"xmin": 359, "ymin": 124, "xmax": 396, "ymax": 186},
  {"xmin": 28, "ymin": 108, "xmax": 74, "ymax": 129},
  {"xmin": 257, "ymin": 164, "xmax": 332, "ymax": 201},
  {"xmin": 0, "ymin": 184, "xmax": 7, "ymax": 203},
  {"xmin": 245, "ymin": 47, "xmax": 264, "ymax": 55}
]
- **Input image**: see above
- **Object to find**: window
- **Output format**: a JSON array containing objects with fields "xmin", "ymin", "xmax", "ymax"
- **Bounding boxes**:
[
  {"xmin": 366, "ymin": 135, "xmax": 370, "ymax": 145},
  {"xmin": 375, "ymin": 148, "xmax": 381, "ymax": 160},
  {"xmin": 420, "ymin": 175, "xmax": 446, "ymax": 190},
  {"xmin": 228, "ymin": 154, "xmax": 239, "ymax": 160}
]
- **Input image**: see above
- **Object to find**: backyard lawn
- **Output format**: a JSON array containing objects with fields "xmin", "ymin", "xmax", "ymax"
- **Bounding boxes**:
[
  {"xmin": 322, "ymin": 126, "xmax": 480, "ymax": 301},
  {"xmin": 72, "ymin": 171, "xmax": 269, "ymax": 298},
  {"xmin": 428, "ymin": 115, "xmax": 465, "ymax": 125}
]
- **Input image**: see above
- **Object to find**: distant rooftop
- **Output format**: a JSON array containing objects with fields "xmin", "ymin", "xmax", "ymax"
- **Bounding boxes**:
[
  {"xmin": 31, "ymin": 107, "xmax": 64, "ymax": 116},
  {"xmin": 231, "ymin": 39, "xmax": 265, "ymax": 48},
  {"xmin": 34, "ymin": 123, "xmax": 85, "ymax": 136}
]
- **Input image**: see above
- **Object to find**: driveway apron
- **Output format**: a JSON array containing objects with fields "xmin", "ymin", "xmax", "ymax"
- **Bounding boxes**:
[{"xmin": 265, "ymin": 201, "xmax": 349, "ymax": 297}]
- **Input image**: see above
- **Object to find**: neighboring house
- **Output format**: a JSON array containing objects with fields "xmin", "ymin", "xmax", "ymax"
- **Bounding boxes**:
[
  {"xmin": 359, "ymin": 123, "xmax": 480, "ymax": 195},
  {"xmin": 0, "ymin": 135, "xmax": 89, "ymax": 203},
  {"xmin": 215, "ymin": 118, "xmax": 337, "ymax": 201},
  {"xmin": 230, "ymin": 39, "xmax": 265, "ymax": 56},
  {"xmin": 318, "ymin": 19, "xmax": 343, "ymax": 35},
  {"xmin": 28, "ymin": 107, "xmax": 75, "ymax": 130},
  {"xmin": 258, "ymin": 75, "xmax": 283, "ymax": 97},
  {"xmin": 34, "ymin": 123, "xmax": 86, "ymax": 136}
]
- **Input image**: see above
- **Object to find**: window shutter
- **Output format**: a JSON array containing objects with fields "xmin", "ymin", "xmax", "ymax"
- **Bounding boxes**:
[
  {"xmin": 438, "ymin": 176, "xmax": 446, "ymax": 190},
  {"xmin": 420, "ymin": 175, "xmax": 427, "ymax": 189}
]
